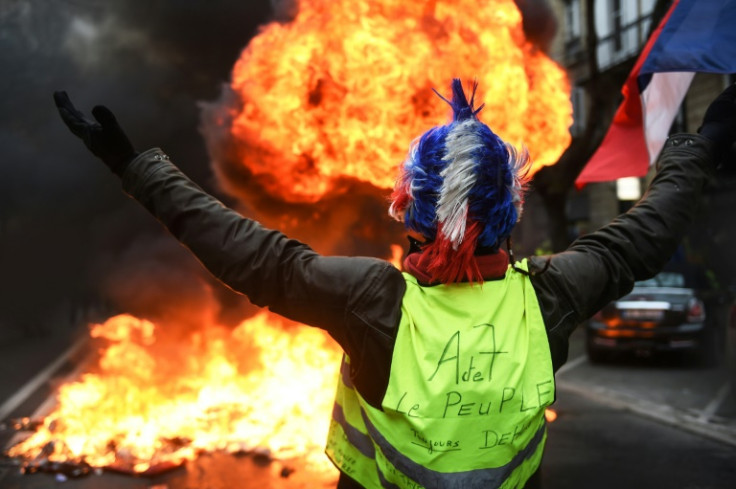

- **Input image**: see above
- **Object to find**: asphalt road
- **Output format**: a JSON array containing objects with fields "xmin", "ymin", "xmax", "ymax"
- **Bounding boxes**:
[
  {"xmin": 558, "ymin": 327, "xmax": 736, "ymax": 446},
  {"xmin": 1, "ymin": 328, "xmax": 736, "ymax": 488},
  {"xmin": 543, "ymin": 388, "xmax": 736, "ymax": 489}
]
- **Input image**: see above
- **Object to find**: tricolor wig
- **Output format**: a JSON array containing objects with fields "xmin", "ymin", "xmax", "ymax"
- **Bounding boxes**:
[{"xmin": 389, "ymin": 78, "xmax": 531, "ymax": 284}]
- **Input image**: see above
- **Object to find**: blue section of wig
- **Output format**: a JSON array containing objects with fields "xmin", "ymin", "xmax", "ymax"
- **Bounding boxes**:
[
  {"xmin": 400, "ymin": 78, "xmax": 518, "ymax": 249},
  {"xmin": 402, "ymin": 125, "xmax": 450, "ymax": 240},
  {"xmin": 433, "ymin": 78, "xmax": 486, "ymax": 122},
  {"xmin": 467, "ymin": 124, "xmax": 518, "ymax": 248}
]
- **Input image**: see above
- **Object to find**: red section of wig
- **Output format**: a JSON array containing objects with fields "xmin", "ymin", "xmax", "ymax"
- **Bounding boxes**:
[
  {"xmin": 420, "ymin": 220, "xmax": 484, "ymax": 284},
  {"xmin": 389, "ymin": 177, "xmax": 412, "ymax": 220}
]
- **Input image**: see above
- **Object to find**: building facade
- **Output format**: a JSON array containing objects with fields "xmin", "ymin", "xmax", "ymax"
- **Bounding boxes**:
[{"xmin": 546, "ymin": 0, "xmax": 732, "ymax": 238}]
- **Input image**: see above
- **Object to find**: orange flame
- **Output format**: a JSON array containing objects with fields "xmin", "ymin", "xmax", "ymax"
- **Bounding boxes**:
[
  {"xmin": 389, "ymin": 243, "xmax": 404, "ymax": 268},
  {"xmin": 228, "ymin": 0, "xmax": 571, "ymax": 203},
  {"xmin": 8, "ymin": 313, "xmax": 341, "ymax": 478},
  {"xmin": 10, "ymin": 0, "xmax": 572, "ymax": 480}
]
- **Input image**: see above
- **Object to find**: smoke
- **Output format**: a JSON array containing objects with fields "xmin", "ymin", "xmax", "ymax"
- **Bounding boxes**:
[
  {"xmin": 99, "ymin": 239, "xmax": 218, "ymax": 330},
  {"xmin": 0, "ymin": 0, "xmax": 273, "ymax": 339},
  {"xmin": 514, "ymin": 0, "xmax": 558, "ymax": 52},
  {"xmin": 270, "ymin": 0, "xmax": 299, "ymax": 21},
  {"xmin": 1, "ymin": 0, "xmax": 562, "ymax": 341}
]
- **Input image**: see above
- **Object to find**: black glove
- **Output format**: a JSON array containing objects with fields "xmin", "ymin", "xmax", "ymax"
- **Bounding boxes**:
[
  {"xmin": 698, "ymin": 83, "xmax": 736, "ymax": 165},
  {"xmin": 54, "ymin": 91, "xmax": 137, "ymax": 175}
]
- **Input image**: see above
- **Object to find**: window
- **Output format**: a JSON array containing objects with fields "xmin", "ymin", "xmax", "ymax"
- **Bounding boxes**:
[
  {"xmin": 570, "ymin": 86, "xmax": 586, "ymax": 137},
  {"xmin": 610, "ymin": 0, "xmax": 623, "ymax": 52},
  {"xmin": 596, "ymin": 0, "xmax": 657, "ymax": 70},
  {"xmin": 564, "ymin": 0, "xmax": 583, "ymax": 62},
  {"xmin": 565, "ymin": 0, "xmax": 582, "ymax": 42}
]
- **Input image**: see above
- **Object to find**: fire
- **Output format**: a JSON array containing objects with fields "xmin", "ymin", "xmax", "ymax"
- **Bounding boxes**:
[
  {"xmin": 226, "ymin": 0, "xmax": 571, "ymax": 203},
  {"xmin": 9, "ymin": 0, "xmax": 572, "ymax": 480},
  {"xmin": 389, "ymin": 243, "xmax": 404, "ymax": 268},
  {"xmin": 8, "ymin": 313, "xmax": 341, "ymax": 477}
]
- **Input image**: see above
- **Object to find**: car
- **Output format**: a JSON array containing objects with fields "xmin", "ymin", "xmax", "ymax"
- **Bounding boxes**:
[{"xmin": 585, "ymin": 271, "xmax": 727, "ymax": 365}]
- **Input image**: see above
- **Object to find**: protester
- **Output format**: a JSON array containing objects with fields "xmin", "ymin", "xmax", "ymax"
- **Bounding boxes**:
[{"xmin": 54, "ymin": 79, "xmax": 736, "ymax": 488}]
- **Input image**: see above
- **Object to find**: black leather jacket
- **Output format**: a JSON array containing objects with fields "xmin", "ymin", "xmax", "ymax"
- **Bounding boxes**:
[{"xmin": 121, "ymin": 133, "xmax": 715, "ymax": 408}]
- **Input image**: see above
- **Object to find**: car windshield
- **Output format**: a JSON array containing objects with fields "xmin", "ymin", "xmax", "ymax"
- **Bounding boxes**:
[{"xmin": 636, "ymin": 272, "xmax": 685, "ymax": 288}]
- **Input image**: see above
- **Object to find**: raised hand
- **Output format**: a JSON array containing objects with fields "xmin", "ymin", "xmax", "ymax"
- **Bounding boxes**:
[
  {"xmin": 54, "ymin": 91, "xmax": 137, "ymax": 175},
  {"xmin": 698, "ymin": 83, "xmax": 736, "ymax": 166}
]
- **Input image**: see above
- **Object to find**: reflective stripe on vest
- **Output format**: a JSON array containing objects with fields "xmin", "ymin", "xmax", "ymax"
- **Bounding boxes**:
[{"xmin": 326, "ymin": 260, "xmax": 555, "ymax": 489}]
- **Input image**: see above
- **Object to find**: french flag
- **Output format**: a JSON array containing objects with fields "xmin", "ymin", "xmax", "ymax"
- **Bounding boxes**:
[{"xmin": 576, "ymin": 0, "xmax": 736, "ymax": 187}]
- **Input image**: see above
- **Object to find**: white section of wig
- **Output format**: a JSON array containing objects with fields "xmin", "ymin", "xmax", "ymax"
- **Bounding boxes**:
[
  {"xmin": 437, "ymin": 119, "xmax": 484, "ymax": 248},
  {"xmin": 387, "ymin": 139, "xmax": 421, "ymax": 222},
  {"xmin": 505, "ymin": 142, "xmax": 530, "ymax": 221}
]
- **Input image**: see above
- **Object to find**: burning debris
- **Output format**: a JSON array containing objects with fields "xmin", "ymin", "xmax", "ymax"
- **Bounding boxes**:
[
  {"xmin": 1, "ymin": 417, "xmax": 43, "ymax": 433},
  {"xmin": 4, "ymin": 313, "xmax": 341, "ymax": 482},
  {"xmin": 2, "ymin": 414, "xmax": 299, "ymax": 481},
  {"xmin": 17, "ymin": 459, "xmax": 94, "ymax": 479}
]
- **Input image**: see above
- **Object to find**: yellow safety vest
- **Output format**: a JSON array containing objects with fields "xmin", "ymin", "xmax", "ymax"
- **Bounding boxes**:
[{"xmin": 326, "ymin": 260, "xmax": 555, "ymax": 489}]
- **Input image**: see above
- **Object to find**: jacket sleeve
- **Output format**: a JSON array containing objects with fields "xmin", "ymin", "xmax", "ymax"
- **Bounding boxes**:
[
  {"xmin": 529, "ymin": 134, "xmax": 716, "ymax": 370},
  {"xmin": 120, "ymin": 148, "xmax": 406, "ymax": 358}
]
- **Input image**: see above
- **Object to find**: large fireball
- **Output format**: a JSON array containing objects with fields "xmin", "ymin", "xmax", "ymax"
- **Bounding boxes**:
[{"xmin": 227, "ymin": 0, "xmax": 572, "ymax": 203}]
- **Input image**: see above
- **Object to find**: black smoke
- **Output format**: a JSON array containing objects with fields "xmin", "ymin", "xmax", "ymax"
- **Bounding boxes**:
[
  {"xmin": 515, "ymin": 0, "xmax": 558, "ymax": 52},
  {"xmin": 0, "ymin": 0, "xmax": 274, "ymax": 339}
]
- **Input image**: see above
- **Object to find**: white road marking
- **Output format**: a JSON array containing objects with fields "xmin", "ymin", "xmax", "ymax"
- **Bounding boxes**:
[
  {"xmin": 697, "ymin": 381, "xmax": 732, "ymax": 423},
  {"xmin": 3, "ymin": 342, "xmax": 95, "ymax": 451},
  {"xmin": 556, "ymin": 354, "xmax": 588, "ymax": 376},
  {"xmin": 0, "ymin": 337, "xmax": 87, "ymax": 422}
]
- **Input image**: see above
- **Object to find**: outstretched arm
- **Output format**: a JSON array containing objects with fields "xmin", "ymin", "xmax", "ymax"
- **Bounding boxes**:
[
  {"xmin": 529, "ymin": 84, "xmax": 736, "ymax": 367},
  {"xmin": 52, "ymin": 92, "xmax": 406, "ymax": 356}
]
